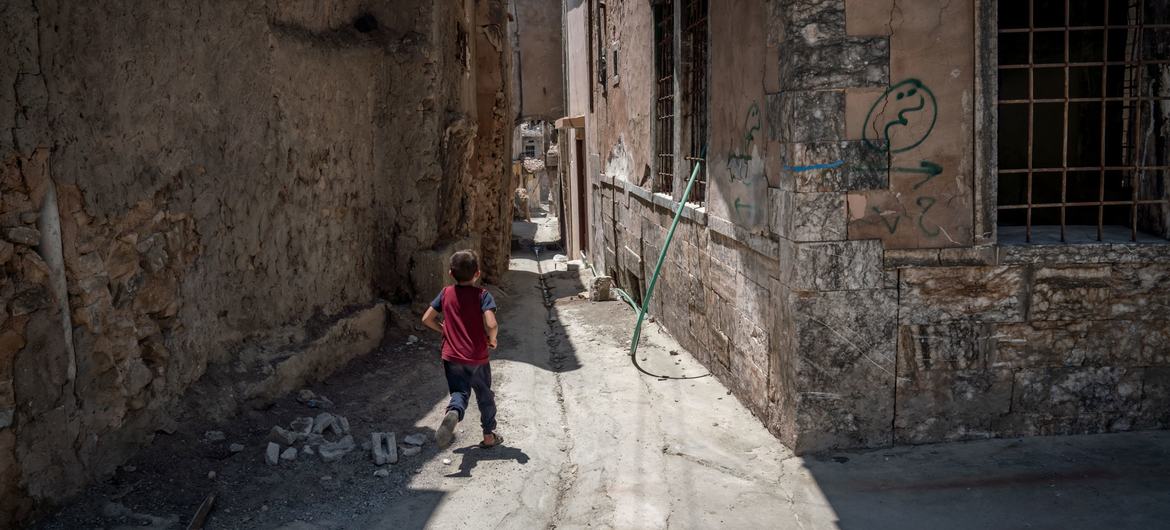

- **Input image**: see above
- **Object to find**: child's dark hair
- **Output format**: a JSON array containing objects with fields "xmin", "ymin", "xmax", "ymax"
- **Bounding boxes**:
[{"xmin": 449, "ymin": 250, "xmax": 480, "ymax": 282}]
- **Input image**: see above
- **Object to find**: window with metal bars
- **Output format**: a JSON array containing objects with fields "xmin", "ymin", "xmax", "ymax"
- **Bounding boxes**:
[
  {"xmin": 653, "ymin": 2, "xmax": 675, "ymax": 194},
  {"xmin": 996, "ymin": 0, "xmax": 1170, "ymax": 243},
  {"xmin": 682, "ymin": 0, "xmax": 709, "ymax": 204}
]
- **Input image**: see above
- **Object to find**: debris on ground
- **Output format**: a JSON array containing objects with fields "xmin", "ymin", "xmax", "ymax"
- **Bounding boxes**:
[
  {"xmin": 229, "ymin": 443, "xmax": 245, "ymax": 453},
  {"xmin": 442, "ymin": 458, "xmax": 452, "ymax": 465},
  {"xmin": 319, "ymin": 435, "xmax": 356, "ymax": 462},
  {"xmin": 553, "ymin": 254, "xmax": 568, "ymax": 262},
  {"xmin": 373, "ymin": 469, "xmax": 390, "ymax": 478},
  {"xmin": 401, "ymin": 445, "xmax": 421, "ymax": 457},
  {"xmin": 407, "ymin": 335, "xmax": 420, "ymax": 344},
  {"xmin": 270, "ymin": 426, "xmax": 300, "ymax": 446},
  {"xmin": 265, "ymin": 443, "xmax": 281, "ymax": 466},
  {"xmin": 403, "ymin": 433, "xmax": 427, "ymax": 447},
  {"xmin": 203, "ymin": 431, "xmax": 226, "ymax": 442},
  {"xmin": 280, "ymin": 447, "xmax": 298, "ymax": 461},
  {"xmin": 102, "ymin": 501, "xmax": 180, "ymax": 529},
  {"xmin": 371, "ymin": 433, "xmax": 399, "ymax": 465},
  {"xmin": 296, "ymin": 389, "xmax": 334, "ymax": 409},
  {"xmin": 290, "ymin": 416, "xmax": 314, "ymax": 434}
]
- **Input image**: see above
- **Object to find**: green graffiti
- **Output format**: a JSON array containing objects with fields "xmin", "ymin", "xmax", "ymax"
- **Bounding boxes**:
[{"xmin": 863, "ymin": 79, "xmax": 938, "ymax": 154}]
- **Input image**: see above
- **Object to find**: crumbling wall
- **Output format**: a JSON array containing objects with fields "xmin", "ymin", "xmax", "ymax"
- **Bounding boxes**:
[{"xmin": 0, "ymin": 0, "xmax": 509, "ymax": 524}]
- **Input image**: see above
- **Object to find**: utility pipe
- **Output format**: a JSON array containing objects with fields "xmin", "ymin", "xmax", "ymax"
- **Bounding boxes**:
[{"xmin": 629, "ymin": 154, "xmax": 704, "ymax": 357}]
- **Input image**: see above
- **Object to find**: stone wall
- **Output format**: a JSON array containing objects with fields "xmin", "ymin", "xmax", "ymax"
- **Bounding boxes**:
[
  {"xmin": 579, "ymin": 0, "xmax": 1169, "ymax": 456},
  {"xmin": 0, "ymin": 0, "xmax": 511, "ymax": 524}
]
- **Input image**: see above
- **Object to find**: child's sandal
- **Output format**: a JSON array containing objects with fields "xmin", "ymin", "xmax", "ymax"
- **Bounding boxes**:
[{"xmin": 479, "ymin": 432, "xmax": 503, "ymax": 448}]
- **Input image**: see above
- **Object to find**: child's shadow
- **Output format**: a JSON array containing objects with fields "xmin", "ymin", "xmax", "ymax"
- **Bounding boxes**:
[{"xmin": 445, "ymin": 444, "xmax": 531, "ymax": 478}]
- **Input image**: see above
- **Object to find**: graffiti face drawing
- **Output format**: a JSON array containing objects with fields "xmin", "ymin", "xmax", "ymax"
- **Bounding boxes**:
[{"xmin": 863, "ymin": 79, "xmax": 937, "ymax": 154}]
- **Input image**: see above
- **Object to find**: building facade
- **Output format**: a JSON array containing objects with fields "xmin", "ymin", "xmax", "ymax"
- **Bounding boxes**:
[{"xmin": 562, "ymin": 0, "xmax": 1170, "ymax": 453}]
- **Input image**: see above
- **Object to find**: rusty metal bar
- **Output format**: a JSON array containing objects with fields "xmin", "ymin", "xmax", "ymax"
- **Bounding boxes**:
[
  {"xmin": 999, "ymin": 23, "xmax": 1170, "ymax": 33},
  {"xmin": 999, "ymin": 96, "xmax": 1170, "ymax": 103},
  {"xmin": 999, "ymin": 60, "xmax": 1170, "ymax": 69},
  {"xmin": 1026, "ymin": 0, "xmax": 1035, "ymax": 242},
  {"xmin": 1000, "ymin": 166, "xmax": 1170, "ymax": 173},
  {"xmin": 1060, "ymin": 0, "xmax": 1070, "ymax": 242},
  {"xmin": 1129, "ymin": 1, "xmax": 1145, "ymax": 241},
  {"xmin": 1098, "ymin": 0, "xmax": 1111, "ymax": 241},
  {"xmin": 999, "ymin": 200, "xmax": 1168, "ymax": 209}
]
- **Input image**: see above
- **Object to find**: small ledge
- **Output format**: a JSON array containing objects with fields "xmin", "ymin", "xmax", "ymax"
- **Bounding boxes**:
[{"xmin": 708, "ymin": 215, "xmax": 779, "ymax": 258}]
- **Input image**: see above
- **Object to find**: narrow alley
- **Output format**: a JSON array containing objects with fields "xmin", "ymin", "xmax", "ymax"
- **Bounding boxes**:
[{"xmin": 4, "ymin": 1, "xmax": 1170, "ymax": 529}]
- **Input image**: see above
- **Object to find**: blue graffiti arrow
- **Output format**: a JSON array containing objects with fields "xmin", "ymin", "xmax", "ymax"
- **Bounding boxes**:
[{"xmin": 784, "ymin": 160, "xmax": 845, "ymax": 172}]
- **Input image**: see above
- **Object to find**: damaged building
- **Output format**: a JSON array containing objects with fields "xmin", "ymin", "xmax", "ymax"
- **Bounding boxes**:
[
  {"xmin": 561, "ymin": 0, "xmax": 1170, "ymax": 453},
  {"xmin": 0, "ymin": 0, "xmax": 512, "ymax": 525}
]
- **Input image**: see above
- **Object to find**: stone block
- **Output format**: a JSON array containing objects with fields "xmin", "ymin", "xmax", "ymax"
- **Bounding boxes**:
[
  {"xmin": 1137, "ymin": 367, "xmax": 1170, "ymax": 429},
  {"xmin": 1012, "ymin": 367, "xmax": 1143, "ymax": 417},
  {"xmin": 893, "ymin": 369, "xmax": 1013, "ymax": 444},
  {"xmin": 1029, "ymin": 265, "xmax": 1113, "ymax": 321},
  {"xmin": 788, "ymin": 192, "xmax": 847, "ymax": 242},
  {"xmin": 789, "ymin": 288, "xmax": 896, "ymax": 452},
  {"xmin": 1110, "ymin": 264, "xmax": 1170, "ymax": 320},
  {"xmin": 899, "ymin": 266, "xmax": 1027, "ymax": 324},
  {"xmin": 789, "ymin": 240, "xmax": 884, "ymax": 292},
  {"xmin": 937, "ymin": 246, "xmax": 998, "ymax": 266},
  {"xmin": 772, "ymin": 91, "xmax": 844, "ymax": 144},
  {"xmin": 883, "ymin": 248, "xmax": 940, "ymax": 268},
  {"xmin": 897, "ymin": 321, "xmax": 994, "ymax": 374},
  {"xmin": 789, "ymin": 141, "xmax": 887, "ymax": 192},
  {"xmin": 780, "ymin": 35, "xmax": 889, "ymax": 91}
]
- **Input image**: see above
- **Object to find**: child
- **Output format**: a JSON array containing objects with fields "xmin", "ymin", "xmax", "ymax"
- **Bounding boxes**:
[{"xmin": 421, "ymin": 250, "xmax": 503, "ymax": 449}]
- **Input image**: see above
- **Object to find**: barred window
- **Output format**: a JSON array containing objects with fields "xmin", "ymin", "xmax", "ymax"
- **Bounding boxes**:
[
  {"xmin": 653, "ymin": 2, "xmax": 675, "ymax": 194},
  {"xmin": 682, "ymin": 0, "xmax": 709, "ymax": 204},
  {"xmin": 997, "ymin": 0, "xmax": 1170, "ymax": 243}
]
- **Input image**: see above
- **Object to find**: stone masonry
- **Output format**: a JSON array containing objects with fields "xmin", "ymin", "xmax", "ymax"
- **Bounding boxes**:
[{"xmin": 576, "ymin": 0, "xmax": 1170, "ymax": 455}]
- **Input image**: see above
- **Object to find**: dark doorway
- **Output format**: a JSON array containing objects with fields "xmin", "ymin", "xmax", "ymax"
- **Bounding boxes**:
[{"xmin": 575, "ymin": 137, "xmax": 589, "ymax": 255}]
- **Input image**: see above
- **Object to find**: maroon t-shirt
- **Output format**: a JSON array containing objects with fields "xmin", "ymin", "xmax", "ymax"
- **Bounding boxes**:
[{"xmin": 430, "ymin": 285, "xmax": 498, "ymax": 365}]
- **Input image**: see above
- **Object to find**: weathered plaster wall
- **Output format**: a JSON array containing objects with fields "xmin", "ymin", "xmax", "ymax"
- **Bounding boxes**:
[
  {"xmin": 0, "ymin": 0, "xmax": 511, "ymax": 524},
  {"xmin": 511, "ymin": 0, "xmax": 565, "ymax": 120}
]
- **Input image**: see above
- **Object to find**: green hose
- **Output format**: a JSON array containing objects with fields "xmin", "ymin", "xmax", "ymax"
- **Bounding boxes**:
[{"xmin": 629, "ymin": 156, "xmax": 704, "ymax": 357}]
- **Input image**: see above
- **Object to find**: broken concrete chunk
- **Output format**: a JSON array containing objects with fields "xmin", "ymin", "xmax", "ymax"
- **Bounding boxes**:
[
  {"xmin": 265, "ymin": 442, "xmax": 281, "ymax": 466},
  {"xmin": 229, "ymin": 443, "xmax": 245, "ymax": 453},
  {"xmin": 336, "ymin": 415, "xmax": 350, "ymax": 435},
  {"xmin": 319, "ymin": 435, "xmax": 355, "ymax": 462},
  {"xmin": 269, "ymin": 426, "xmax": 301, "ymax": 446},
  {"xmin": 303, "ymin": 444, "xmax": 314, "ymax": 456},
  {"xmin": 401, "ymin": 445, "xmax": 421, "ymax": 457},
  {"xmin": 312, "ymin": 413, "xmax": 336, "ymax": 435},
  {"xmin": 280, "ymin": 447, "xmax": 298, "ymax": 461},
  {"xmin": 2, "ymin": 226, "xmax": 40, "ymax": 246},
  {"xmin": 204, "ymin": 430, "xmax": 226, "ymax": 442},
  {"xmin": 304, "ymin": 433, "xmax": 326, "ymax": 446},
  {"xmin": 371, "ymin": 433, "xmax": 399, "ymax": 465},
  {"xmin": 297, "ymin": 389, "xmax": 316, "ymax": 403},
  {"xmin": 590, "ymin": 275, "xmax": 614, "ymax": 301},
  {"xmin": 290, "ymin": 416, "xmax": 314, "ymax": 434},
  {"xmin": 374, "ymin": 469, "xmax": 390, "ymax": 478},
  {"xmin": 403, "ymin": 433, "xmax": 427, "ymax": 447},
  {"xmin": 407, "ymin": 335, "xmax": 420, "ymax": 344}
]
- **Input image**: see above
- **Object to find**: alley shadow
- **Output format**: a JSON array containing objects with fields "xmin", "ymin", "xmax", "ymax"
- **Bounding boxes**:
[
  {"xmin": 444, "ymin": 444, "xmax": 530, "ymax": 478},
  {"xmin": 30, "ymin": 240, "xmax": 585, "ymax": 530},
  {"xmin": 799, "ymin": 431, "xmax": 1170, "ymax": 530},
  {"xmin": 489, "ymin": 248, "xmax": 585, "ymax": 373}
]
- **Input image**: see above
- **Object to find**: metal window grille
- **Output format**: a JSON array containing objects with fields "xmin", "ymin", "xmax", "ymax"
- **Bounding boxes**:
[
  {"xmin": 996, "ymin": 0, "xmax": 1170, "ymax": 243},
  {"xmin": 683, "ymin": 0, "xmax": 709, "ymax": 204},
  {"xmin": 654, "ymin": 3, "xmax": 675, "ymax": 194}
]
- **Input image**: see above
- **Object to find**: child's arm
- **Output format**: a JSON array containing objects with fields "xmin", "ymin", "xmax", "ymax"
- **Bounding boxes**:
[
  {"xmin": 422, "ymin": 307, "xmax": 443, "ymax": 334},
  {"xmin": 484, "ymin": 310, "xmax": 499, "ymax": 349}
]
